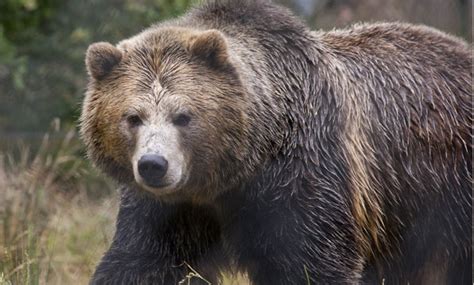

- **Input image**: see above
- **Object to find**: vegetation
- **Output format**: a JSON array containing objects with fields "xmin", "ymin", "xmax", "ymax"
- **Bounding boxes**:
[
  {"xmin": 0, "ymin": 123, "xmax": 117, "ymax": 284},
  {"xmin": 0, "ymin": 0, "xmax": 195, "ymax": 132}
]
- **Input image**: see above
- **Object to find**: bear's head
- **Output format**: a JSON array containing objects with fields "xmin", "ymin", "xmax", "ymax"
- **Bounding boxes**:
[{"xmin": 80, "ymin": 28, "xmax": 263, "ymax": 203}]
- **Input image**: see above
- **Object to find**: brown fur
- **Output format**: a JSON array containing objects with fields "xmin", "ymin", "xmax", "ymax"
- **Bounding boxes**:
[
  {"xmin": 81, "ymin": 1, "xmax": 472, "ymax": 284},
  {"xmin": 82, "ymin": 27, "xmax": 258, "ymax": 203},
  {"xmin": 86, "ymin": 42, "xmax": 122, "ymax": 80}
]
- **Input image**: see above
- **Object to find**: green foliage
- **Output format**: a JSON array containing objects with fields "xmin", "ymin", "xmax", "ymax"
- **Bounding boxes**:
[{"xmin": 0, "ymin": 0, "xmax": 196, "ymax": 133}]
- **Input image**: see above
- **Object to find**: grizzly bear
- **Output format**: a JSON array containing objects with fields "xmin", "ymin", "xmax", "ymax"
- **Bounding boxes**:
[{"xmin": 80, "ymin": 0, "xmax": 472, "ymax": 284}]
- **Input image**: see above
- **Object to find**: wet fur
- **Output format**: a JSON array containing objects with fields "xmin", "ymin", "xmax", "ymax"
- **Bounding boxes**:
[{"xmin": 81, "ymin": 0, "xmax": 472, "ymax": 284}]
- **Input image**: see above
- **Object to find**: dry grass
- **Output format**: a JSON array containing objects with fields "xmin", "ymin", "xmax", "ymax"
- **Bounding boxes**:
[
  {"xmin": 0, "ymin": 123, "xmax": 118, "ymax": 285},
  {"xmin": 0, "ymin": 124, "xmax": 248, "ymax": 285}
]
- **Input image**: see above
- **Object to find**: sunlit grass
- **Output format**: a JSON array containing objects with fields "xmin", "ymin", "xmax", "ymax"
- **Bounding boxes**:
[{"xmin": 0, "ymin": 122, "xmax": 116, "ymax": 285}]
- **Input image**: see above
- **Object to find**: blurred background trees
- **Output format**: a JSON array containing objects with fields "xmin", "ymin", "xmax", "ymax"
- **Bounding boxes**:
[
  {"xmin": 0, "ymin": 0, "xmax": 194, "ymax": 137},
  {"xmin": 287, "ymin": 0, "xmax": 471, "ymax": 39}
]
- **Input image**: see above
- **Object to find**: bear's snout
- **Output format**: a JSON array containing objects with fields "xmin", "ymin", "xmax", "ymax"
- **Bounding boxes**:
[{"xmin": 137, "ymin": 154, "xmax": 169, "ymax": 187}]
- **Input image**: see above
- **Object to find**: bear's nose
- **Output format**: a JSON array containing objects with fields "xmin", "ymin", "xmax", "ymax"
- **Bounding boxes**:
[{"xmin": 138, "ymin": 154, "xmax": 168, "ymax": 187}]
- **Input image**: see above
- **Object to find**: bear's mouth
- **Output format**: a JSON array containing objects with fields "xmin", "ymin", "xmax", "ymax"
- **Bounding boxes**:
[
  {"xmin": 134, "ymin": 172, "xmax": 191, "ymax": 200},
  {"xmin": 143, "ymin": 181, "xmax": 171, "ymax": 189},
  {"xmin": 136, "ymin": 180, "xmax": 179, "ymax": 197}
]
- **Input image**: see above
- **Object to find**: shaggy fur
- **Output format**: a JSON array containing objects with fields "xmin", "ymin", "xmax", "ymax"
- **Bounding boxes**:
[{"xmin": 80, "ymin": 0, "xmax": 472, "ymax": 284}]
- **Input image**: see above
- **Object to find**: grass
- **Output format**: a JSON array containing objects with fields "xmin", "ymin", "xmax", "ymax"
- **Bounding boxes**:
[
  {"xmin": 0, "ymin": 123, "xmax": 117, "ymax": 285},
  {"xmin": 0, "ymin": 123, "xmax": 248, "ymax": 285}
]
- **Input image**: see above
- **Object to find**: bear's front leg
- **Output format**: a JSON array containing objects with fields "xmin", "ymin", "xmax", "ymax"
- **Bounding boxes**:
[
  {"xmin": 90, "ymin": 188, "xmax": 224, "ymax": 285},
  {"xmin": 229, "ymin": 193, "xmax": 363, "ymax": 285}
]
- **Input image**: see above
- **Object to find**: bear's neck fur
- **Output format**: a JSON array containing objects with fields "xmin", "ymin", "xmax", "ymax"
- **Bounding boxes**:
[{"xmin": 176, "ymin": 0, "xmax": 340, "ymax": 194}]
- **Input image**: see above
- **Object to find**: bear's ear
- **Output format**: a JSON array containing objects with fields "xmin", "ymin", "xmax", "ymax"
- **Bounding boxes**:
[
  {"xmin": 86, "ymin": 42, "xmax": 122, "ymax": 80},
  {"xmin": 188, "ymin": 30, "xmax": 230, "ymax": 68}
]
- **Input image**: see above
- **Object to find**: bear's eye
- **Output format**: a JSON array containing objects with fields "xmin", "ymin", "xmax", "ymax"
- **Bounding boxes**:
[
  {"xmin": 172, "ymin": 113, "xmax": 191, "ymax": 127},
  {"xmin": 127, "ymin": 115, "xmax": 143, "ymax": 128}
]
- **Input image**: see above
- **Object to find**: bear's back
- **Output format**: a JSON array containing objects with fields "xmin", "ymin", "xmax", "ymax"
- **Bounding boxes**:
[{"xmin": 317, "ymin": 22, "xmax": 471, "ymax": 147}]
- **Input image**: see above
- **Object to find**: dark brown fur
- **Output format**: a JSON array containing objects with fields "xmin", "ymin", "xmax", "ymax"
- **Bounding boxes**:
[{"xmin": 81, "ymin": 1, "xmax": 472, "ymax": 284}]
